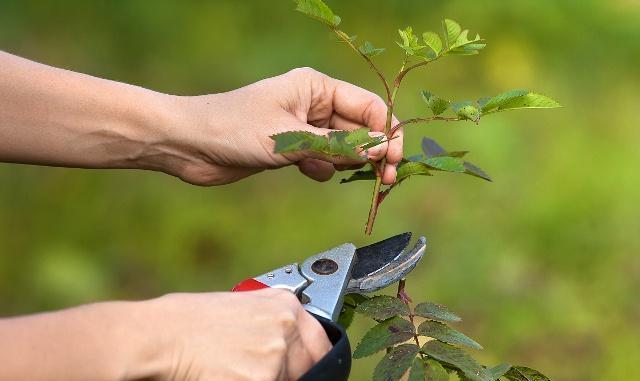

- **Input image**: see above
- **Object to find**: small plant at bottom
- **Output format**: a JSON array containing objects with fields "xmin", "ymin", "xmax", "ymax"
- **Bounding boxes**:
[
  {"xmin": 339, "ymin": 279, "xmax": 551, "ymax": 381},
  {"xmin": 272, "ymin": 0, "xmax": 561, "ymax": 235}
]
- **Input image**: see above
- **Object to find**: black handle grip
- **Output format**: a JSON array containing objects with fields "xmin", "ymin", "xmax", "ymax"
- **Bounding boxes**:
[{"xmin": 298, "ymin": 315, "xmax": 351, "ymax": 381}]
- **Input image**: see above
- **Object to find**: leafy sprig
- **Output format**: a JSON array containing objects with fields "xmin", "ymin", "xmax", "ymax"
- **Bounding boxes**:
[
  {"xmin": 276, "ymin": 2, "xmax": 559, "ymax": 379},
  {"xmin": 341, "ymin": 281, "xmax": 551, "ymax": 381},
  {"xmin": 274, "ymin": 0, "xmax": 560, "ymax": 235},
  {"xmin": 271, "ymin": 128, "xmax": 386, "ymax": 160}
]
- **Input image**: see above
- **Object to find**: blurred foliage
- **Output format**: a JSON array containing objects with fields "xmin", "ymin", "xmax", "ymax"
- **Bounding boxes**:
[{"xmin": 1, "ymin": 1, "xmax": 639, "ymax": 380}]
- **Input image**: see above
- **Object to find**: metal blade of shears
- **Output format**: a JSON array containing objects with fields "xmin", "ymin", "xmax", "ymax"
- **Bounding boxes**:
[{"xmin": 346, "ymin": 233, "xmax": 427, "ymax": 294}]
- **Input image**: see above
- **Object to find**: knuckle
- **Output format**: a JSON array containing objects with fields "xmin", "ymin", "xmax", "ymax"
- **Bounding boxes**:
[
  {"xmin": 274, "ymin": 309, "xmax": 298, "ymax": 331},
  {"xmin": 289, "ymin": 66, "xmax": 318, "ymax": 77},
  {"xmin": 271, "ymin": 288, "xmax": 301, "ymax": 306},
  {"xmin": 265, "ymin": 336, "xmax": 288, "ymax": 356},
  {"xmin": 157, "ymin": 292, "xmax": 186, "ymax": 303}
]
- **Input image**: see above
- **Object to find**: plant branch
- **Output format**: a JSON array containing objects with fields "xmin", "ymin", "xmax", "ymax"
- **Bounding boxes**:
[
  {"xmin": 396, "ymin": 280, "xmax": 426, "ymax": 360},
  {"xmin": 364, "ymin": 173, "xmax": 383, "ymax": 235},
  {"xmin": 391, "ymin": 116, "xmax": 461, "ymax": 134},
  {"xmin": 393, "ymin": 56, "xmax": 440, "ymax": 89},
  {"xmin": 364, "ymin": 58, "xmax": 408, "ymax": 235},
  {"xmin": 333, "ymin": 29, "xmax": 392, "ymax": 103}
]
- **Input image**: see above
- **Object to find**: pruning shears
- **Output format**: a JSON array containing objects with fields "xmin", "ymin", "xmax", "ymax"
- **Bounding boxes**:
[{"xmin": 232, "ymin": 232, "xmax": 427, "ymax": 381}]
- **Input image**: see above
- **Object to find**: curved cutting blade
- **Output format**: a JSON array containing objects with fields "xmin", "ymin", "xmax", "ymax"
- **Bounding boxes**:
[
  {"xmin": 346, "ymin": 235, "xmax": 427, "ymax": 294},
  {"xmin": 350, "ymin": 232, "xmax": 412, "ymax": 280}
]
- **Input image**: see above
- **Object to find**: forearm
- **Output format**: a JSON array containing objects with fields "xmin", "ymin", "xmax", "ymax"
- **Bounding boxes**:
[
  {"xmin": 0, "ymin": 51, "xmax": 189, "ymax": 174},
  {"xmin": 0, "ymin": 301, "xmax": 161, "ymax": 381}
]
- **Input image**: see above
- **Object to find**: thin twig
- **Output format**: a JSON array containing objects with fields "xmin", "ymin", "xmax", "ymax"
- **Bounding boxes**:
[
  {"xmin": 396, "ymin": 280, "xmax": 426, "ymax": 359},
  {"xmin": 394, "ymin": 56, "xmax": 440, "ymax": 88},
  {"xmin": 391, "ymin": 116, "xmax": 461, "ymax": 134},
  {"xmin": 333, "ymin": 29, "xmax": 392, "ymax": 103}
]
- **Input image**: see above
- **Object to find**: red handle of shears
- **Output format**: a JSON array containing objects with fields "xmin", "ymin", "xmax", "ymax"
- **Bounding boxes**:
[{"xmin": 231, "ymin": 278, "xmax": 270, "ymax": 292}]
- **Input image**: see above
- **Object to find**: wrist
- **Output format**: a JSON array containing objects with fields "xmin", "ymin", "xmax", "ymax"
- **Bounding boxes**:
[
  {"xmin": 113, "ymin": 91, "xmax": 190, "ymax": 176},
  {"xmin": 129, "ymin": 92, "xmax": 226, "ymax": 182},
  {"xmin": 106, "ymin": 299, "xmax": 168, "ymax": 381}
]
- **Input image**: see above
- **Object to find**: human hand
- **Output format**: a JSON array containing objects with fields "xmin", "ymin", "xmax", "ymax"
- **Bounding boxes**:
[
  {"xmin": 137, "ymin": 289, "xmax": 331, "ymax": 381},
  {"xmin": 164, "ymin": 67, "xmax": 403, "ymax": 185},
  {"xmin": 0, "ymin": 289, "xmax": 329, "ymax": 381}
]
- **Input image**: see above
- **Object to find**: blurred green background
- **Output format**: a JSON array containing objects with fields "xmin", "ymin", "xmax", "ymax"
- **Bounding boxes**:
[{"xmin": 1, "ymin": 1, "xmax": 639, "ymax": 380}]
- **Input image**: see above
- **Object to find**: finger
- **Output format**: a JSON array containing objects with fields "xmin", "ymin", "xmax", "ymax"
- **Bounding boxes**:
[
  {"xmin": 297, "ymin": 310, "xmax": 332, "ymax": 364},
  {"xmin": 328, "ymin": 113, "xmax": 366, "ymax": 132},
  {"xmin": 266, "ymin": 290, "xmax": 316, "ymax": 381},
  {"xmin": 379, "ymin": 117, "xmax": 402, "ymax": 185},
  {"xmin": 382, "ymin": 162, "xmax": 397, "ymax": 185},
  {"xmin": 321, "ymin": 76, "xmax": 389, "ymax": 134},
  {"xmin": 386, "ymin": 117, "xmax": 403, "ymax": 165},
  {"xmin": 297, "ymin": 159, "xmax": 335, "ymax": 182},
  {"xmin": 256, "ymin": 288, "xmax": 315, "ymax": 380},
  {"xmin": 285, "ymin": 328, "xmax": 315, "ymax": 381},
  {"xmin": 324, "ymin": 78, "xmax": 403, "ymax": 170}
]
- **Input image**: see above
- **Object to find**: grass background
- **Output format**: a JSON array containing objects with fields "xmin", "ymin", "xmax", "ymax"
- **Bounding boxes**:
[{"xmin": 1, "ymin": 1, "xmax": 639, "ymax": 380}]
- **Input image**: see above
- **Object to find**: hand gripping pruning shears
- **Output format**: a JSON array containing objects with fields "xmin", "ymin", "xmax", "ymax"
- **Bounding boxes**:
[{"xmin": 232, "ymin": 232, "xmax": 427, "ymax": 381}]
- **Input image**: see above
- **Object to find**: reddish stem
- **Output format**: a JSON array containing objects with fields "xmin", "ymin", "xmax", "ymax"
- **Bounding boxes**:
[{"xmin": 396, "ymin": 280, "xmax": 425, "ymax": 357}]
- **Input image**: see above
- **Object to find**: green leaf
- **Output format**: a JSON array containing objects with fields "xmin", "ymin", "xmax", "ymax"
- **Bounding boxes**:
[
  {"xmin": 422, "ymin": 32, "xmax": 443, "ymax": 58},
  {"xmin": 409, "ymin": 357, "xmax": 449, "ymax": 381},
  {"xmin": 396, "ymin": 26, "xmax": 426, "ymax": 56},
  {"xmin": 340, "ymin": 169, "xmax": 376, "ymax": 184},
  {"xmin": 408, "ymin": 358, "xmax": 427, "ymax": 381},
  {"xmin": 421, "ymin": 138, "xmax": 491, "ymax": 181},
  {"xmin": 504, "ymin": 366, "xmax": 551, "ymax": 381},
  {"xmin": 353, "ymin": 316, "xmax": 415, "ymax": 358},
  {"xmin": 373, "ymin": 344, "xmax": 420, "ymax": 381},
  {"xmin": 271, "ymin": 131, "xmax": 328, "ymax": 153},
  {"xmin": 464, "ymin": 162, "xmax": 492, "ymax": 182},
  {"xmin": 344, "ymin": 293, "xmax": 369, "ymax": 306},
  {"xmin": 355, "ymin": 295, "xmax": 410, "ymax": 320},
  {"xmin": 481, "ymin": 91, "xmax": 561, "ymax": 115},
  {"xmin": 359, "ymin": 41, "xmax": 385, "ymax": 57},
  {"xmin": 424, "ymin": 156, "xmax": 465, "ymax": 173},
  {"xmin": 344, "ymin": 128, "xmax": 383, "ymax": 148},
  {"xmin": 328, "ymin": 130, "xmax": 361, "ymax": 159},
  {"xmin": 448, "ymin": 151, "xmax": 470, "ymax": 158},
  {"xmin": 421, "ymin": 341, "xmax": 489, "ymax": 381},
  {"xmin": 480, "ymin": 89, "xmax": 529, "ymax": 114},
  {"xmin": 446, "ymin": 43, "xmax": 486, "ymax": 56},
  {"xmin": 421, "ymin": 137, "xmax": 447, "ymax": 158},
  {"xmin": 418, "ymin": 320, "xmax": 483, "ymax": 350},
  {"xmin": 414, "ymin": 302, "xmax": 461, "ymax": 322},
  {"xmin": 447, "ymin": 30, "xmax": 485, "ymax": 56},
  {"xmin": 343, "ymin": 127, "xmax": 371, "ymax": 145},
  {"xmin": 425, "ymin": 359, "xmax": 450, "ymax": 381},
  {"xmin": 272, "ymin": 129, "xmax": 383, "ymax": 160},
  {"xmin": 397, "ymin": 161, "xmax": 433, "ymax": 181},
  {"xmin": 442, "ymin": 19, "xmax": 462, "ymax": 47},
  {"xmin": 294, "ymin": 0, "xmax": 341, "ymax": 27},
  {"xmin": 451, "ymin": 102, "xmax": 481, "ymax": 123},
  {"xmin": 339, "ymin": 294, "xmax": 369, "ymax": 329},
  {"xmin": 486, "ymin": 364, "xmax": 512, "ymax": 381},
  {"xmin": 421, "ymin": 90, "xmax": 450, "ymax": 116},
  {"xmin": 338, "ymin": 304, "xmax": 356, "ymax": 329}
]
